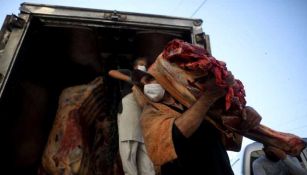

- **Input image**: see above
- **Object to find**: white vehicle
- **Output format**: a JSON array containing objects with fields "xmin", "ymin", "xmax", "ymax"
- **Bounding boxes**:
[{"xmin": 231, "ymin": 138, "xmax": 307, "ymax": 175}]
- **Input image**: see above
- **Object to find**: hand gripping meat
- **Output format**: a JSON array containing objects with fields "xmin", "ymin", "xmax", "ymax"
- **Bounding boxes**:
[{"xmin": 148, "ymin": 39, "xmax": 306, "ymax": 156}]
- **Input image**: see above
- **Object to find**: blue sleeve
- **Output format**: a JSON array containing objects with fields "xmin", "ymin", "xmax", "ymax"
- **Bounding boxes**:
[
  {"xmin": 252, "ymin": 158, "xmax": 268, "ymax": 175},
  {"xmin": 282, "ymin": 156, "xmax": 307, "ymax": 175}
]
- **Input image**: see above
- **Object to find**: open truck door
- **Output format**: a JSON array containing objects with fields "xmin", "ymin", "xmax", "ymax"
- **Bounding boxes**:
[
  {"xmin": 0, "ymin": 14, "xmax": 29, "ymax": 97},
  {"xmin": 0, "ymin": 3, "xmax": 211, "ymax": 174}
]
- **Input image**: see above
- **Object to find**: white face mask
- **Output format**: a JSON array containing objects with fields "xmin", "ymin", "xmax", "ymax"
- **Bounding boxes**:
[
  {"xmin": 137, "ymin": 65, "xmax": 147, "ymax": 72},
  {"xmin": 144, "ymin": 83, "xmax": 165, "ymax": 102}
]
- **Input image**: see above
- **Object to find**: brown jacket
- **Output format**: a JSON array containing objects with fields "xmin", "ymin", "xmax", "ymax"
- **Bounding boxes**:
[{"xmin": 132, "ymin": 86, "xmax": 242, "ymax": 166}]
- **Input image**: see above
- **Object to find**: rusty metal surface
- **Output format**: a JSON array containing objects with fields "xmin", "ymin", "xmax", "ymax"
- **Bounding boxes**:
[
  {"xmin": 0, "ymin": 14, "xmax": 30, "ymax": 98},
  {"xmin": 20, "ymin": 2, "xmax": 201, "ymax": 28}
]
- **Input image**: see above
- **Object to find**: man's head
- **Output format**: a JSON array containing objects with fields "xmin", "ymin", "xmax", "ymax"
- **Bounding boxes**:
[
  {"xmin": 133, "ymin": 57, "xmax": 147, "ymax": 71},
  {"xmin": 131, "ymin": 69, "xmax": 153, "ymax": 86},
  {"xmin": 263, "ymin": 145, "xmax": 284, "ymax": 162}
]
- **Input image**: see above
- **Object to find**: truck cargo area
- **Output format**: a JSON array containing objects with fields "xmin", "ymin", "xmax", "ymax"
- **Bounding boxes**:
[{"xmin": 0, "ymin": 15, "xmax": 191, "ymax": 174}]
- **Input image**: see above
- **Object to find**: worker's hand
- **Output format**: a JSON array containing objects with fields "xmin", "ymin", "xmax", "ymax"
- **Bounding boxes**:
[
  {"xmin": 264, "ymin": 146, "xmax": 287, "ymax": 160},
  {"xmin": 201, "ymin": 71, "xmax": 234, "ymax": 90},
  {"xmin": 199, "ymin": 84, "xmax": 225, "ymax": 107},
  {"xmin": 200, "ymin": 72, "xmax": 234, "ymax": 105},
  {"xmin": 240, "ymin": 106, "xmax": 262, "ymax": 130}
]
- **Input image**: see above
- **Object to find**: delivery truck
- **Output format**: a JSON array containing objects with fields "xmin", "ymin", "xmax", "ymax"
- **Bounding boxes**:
[{"xmin": 0, "ymin": 3, "xmax": 211, "ymax": 174}]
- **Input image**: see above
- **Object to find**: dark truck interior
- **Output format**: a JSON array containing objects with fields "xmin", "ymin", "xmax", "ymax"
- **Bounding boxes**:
[{"xmin": 0, "ymin": 16, "xmax": 191, "ymax": 174}]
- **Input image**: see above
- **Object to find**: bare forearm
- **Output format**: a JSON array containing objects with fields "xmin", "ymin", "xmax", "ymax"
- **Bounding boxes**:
[
  {"xmin": 108, "ymin": 70, "xmax": 131, "ymax": 82},
  {"xmin": 173, "ymin": 75, "xmax": 231, "ymax": 137},
  {"xmin": 174, "ymin": 95, "xmax": 214, "ymax": 137}
]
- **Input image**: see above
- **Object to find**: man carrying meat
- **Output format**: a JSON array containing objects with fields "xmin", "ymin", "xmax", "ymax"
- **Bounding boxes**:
[
  {"xmin": 131, "ymin": 69, "xmax": 262, "ymax": 175},
  {"xmin": 130, "ymin": 39, "xmax": 305, "ymax": 175}
]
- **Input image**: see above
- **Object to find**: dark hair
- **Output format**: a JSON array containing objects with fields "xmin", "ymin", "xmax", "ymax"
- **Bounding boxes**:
[
  {"xmin": 131, "ymin": 69, "xmax": 154, "ymax": 88},
  {"xmin": 133, "ymin": 57, "xmax": 147, "ymax": 67}
]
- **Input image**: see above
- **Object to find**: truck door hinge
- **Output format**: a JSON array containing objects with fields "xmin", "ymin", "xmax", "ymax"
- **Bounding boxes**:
[
  {"xmin": 0, "ymin": 14, "xmax": 25, "ymax": 51},
  {"xmin": 194, "ymin": 32, "xmax": 212, "ymax": 55},
  {"xmin": 8, "ymin": 14, "xmax": 26, "ymax": 30},
  {"xmin": 104, "ymin": 11, "xmax": 127, "ymax": 21}
]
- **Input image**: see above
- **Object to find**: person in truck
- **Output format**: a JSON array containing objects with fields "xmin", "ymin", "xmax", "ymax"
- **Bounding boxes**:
[
  {"xmin": 131, "ymin": 68, "xmax": 262, "ymax": 175},
  {"xmin": 108, "ymin": 57, "xmax": 155, "ymax": 175},
  {"xmin": 252, "ymin": 145, "xmax": 307, "ymax": 175}
]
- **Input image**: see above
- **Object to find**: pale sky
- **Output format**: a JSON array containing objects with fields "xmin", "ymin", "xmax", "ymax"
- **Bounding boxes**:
[{"xmin": 1, "ymin": 0, "xmax": 307, "ymax": 160}]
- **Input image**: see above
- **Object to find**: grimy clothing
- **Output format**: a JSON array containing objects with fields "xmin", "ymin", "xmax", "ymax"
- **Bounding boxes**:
[
  {"xmin": 116, "ymin": 69, "xmax": 132, "ymax": 113},
  {"xmin": 114, "ymin": 69, "xmax": 155, "ymax": 174},
  {"xmin": 139, "ymin": 101, "xmax": 234, "ymax": 175},
  {"xmin": 252, "ymin": 155, "xmax": 307, "ymax": 175},
  {"xmin": 119, "ymin": 140, "xmax": 155, "ymax": 175},
  {"xmin": 117, "ymin": 69, "xmax": 133, "ymax": 99},
  {"xmin": 118, "ymin": 93, "xmax": 144, "ymax": 142},
  {"xmin": 117, "ymin": 93, "xmax": 155, "ymax": 175}
]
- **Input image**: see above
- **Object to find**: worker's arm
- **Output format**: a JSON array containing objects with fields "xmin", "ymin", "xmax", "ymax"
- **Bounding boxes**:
[
  {"xmin": 174, "ymin": 73, "xmax": 232, "ymax": 138},
  {"xmin": 174, "ymin": 89, "xmax": 225, "ymax": 138},
  {"xmin": 108, "ymin": 70, "xmax": 132, "ymax": 83},
  {"xmin": 174, "ymin": 72, "xmax": 236, "ymax": 138},
  {"xmin": 239, "ymin": 106, "xmax": 262, "ymax": 130}
]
